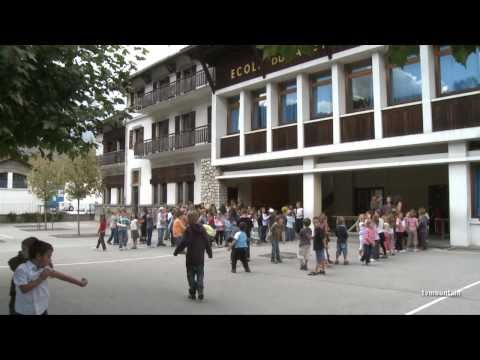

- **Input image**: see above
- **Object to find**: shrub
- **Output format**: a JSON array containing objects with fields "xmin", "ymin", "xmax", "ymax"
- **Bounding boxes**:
[
  {"xmin": 20, "ymin": 212, "xmax": 40, "ymax": 223},
  {"xmin": 6, "ymin": 212, "xmax": 17, "ymax": 223}
]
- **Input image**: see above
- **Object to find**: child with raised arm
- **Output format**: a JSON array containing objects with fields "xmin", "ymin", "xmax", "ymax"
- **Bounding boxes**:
[{"xmin": 13, "ymin": 239, "xmax": 87, "ymax": 315}]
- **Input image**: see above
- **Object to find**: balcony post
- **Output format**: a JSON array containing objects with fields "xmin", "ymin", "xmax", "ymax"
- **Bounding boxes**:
[
  {"xmin": 372, "ymin": 51, "xmax": 387, "ymax": 140},
  {"xmin": 266, "ymin": 82, "xmax": 278, "ymax": 153},
  {"xmin": 420, "ymin": 45, "xmax": 436, "ymax": 133},
  {"xmin": 332, "ymin": 63, "xmax": 345, "ymax": 144},
  {"xmin": 297, "ymin": 73, "xmax": 309, "ymax": 150}
]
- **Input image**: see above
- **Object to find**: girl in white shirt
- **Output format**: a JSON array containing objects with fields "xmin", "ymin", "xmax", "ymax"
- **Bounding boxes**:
[
  {"xmin": 357, "ymin": 214, "xmax": 366, "ymax": 260},
  {"xmin": 13, "ymin": 239, "xmax": 87, "ymax": 315}
]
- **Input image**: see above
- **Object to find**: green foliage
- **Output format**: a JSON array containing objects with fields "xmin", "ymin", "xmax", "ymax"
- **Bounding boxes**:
[
  {"xmin": 6, "ymin": 212, "xmax": 17, "ymax": 223},
  {"xmin": 20, "ymin": 212, "xmax": 40, "ymax": 222},
  {"xmin": 0, "ymin": 45, "xmax": 147, "ymax": 160},
  {"xmin": 257, "ymin": 45, "xmax": 322, "ymax": 62},
  {"xmin": 27, "ymin": 155, "xmax": 65, "ymax": 204}
]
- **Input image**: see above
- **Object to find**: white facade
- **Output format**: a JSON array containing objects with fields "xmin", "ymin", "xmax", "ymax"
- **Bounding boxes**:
[{"xmin": 210, "ymin": 45, "xmax": 480, "ymax": 247}]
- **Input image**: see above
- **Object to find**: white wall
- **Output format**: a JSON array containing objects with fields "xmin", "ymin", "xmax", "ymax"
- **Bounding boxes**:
[
  {"xmin": 167, "ymin": 183, "xmax": 177, "ymax": 205},
  {"xmin": 0, "ymin": 189, "xmax": 43, "ymax": 214}
]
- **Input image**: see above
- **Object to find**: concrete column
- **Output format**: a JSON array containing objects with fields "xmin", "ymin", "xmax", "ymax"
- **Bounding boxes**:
[
  {"xmin": 239, "ymin": 90, "xmax": 251, "ymax": 156},
  {"xmin": 212, "ymin": 94, "xmax": 228, "ymax": 160},
  {"xmin": 331, "ymin": 63, "xmax": 345, "ymax": 144},
  {"xmin": 448, "ymin": 142, "xmax": 470, "ymax": 247},
  {"xmin": 372, "ymin": 52, "xmax": 387, "ymax": 140},
  {"xmin": 167, "ymin": 182, "xmax": 177, "ymax": 205},
  {"xmin": 139, "ymin": 165, "xmax": 152, "ymax": 206},
  {"xmin": 182, "ymin": 181, "xmax": 188, "ymax": 204},
  {"xmin": 303, "ymin": 157, "xmax": 322, "ymax": 222},
  {"xmin": 297, "ymin": 73, "xmax": 309, "ymax": 150},
  {"xmin": 266, "ymin": 82, "xmax": 278, "ymax": 152},
  {"xmin": 420, "ymin": 45, "xmax": 436, "ymax": 133},
  {"xmin": 7, "ymin": 172, "xmax": 13, "ymax": 189},
  {"xmin": 111, "ymin": 188, "xmax": 118, "ymax": 205}
]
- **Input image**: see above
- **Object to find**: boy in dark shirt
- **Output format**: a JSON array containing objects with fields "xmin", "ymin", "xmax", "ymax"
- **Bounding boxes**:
[
  {"xmin": 8, "ymin": 237, "xmax": 39, "ymax": 314},
  {"xmin": 174, "ymin": 211, "xmax": 213, "ymax": 301},
  {"xmin": 335, "ymin": 216, "xmax": 349, "ymax": 265},
  {"xmin": 238, "ymin": 210, "xmax": 253, "ymax": 261}
]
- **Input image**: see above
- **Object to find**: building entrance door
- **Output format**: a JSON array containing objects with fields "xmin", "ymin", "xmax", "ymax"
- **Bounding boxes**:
[
  {"xmin": 227, "ymin": 187, "xmax": 238, "ymax": 205},
  {"xmin": 428, "ymin": 184, "xmax": 449, "ymax": 235},
  {"xmin": 354, "ymin": 187, "xmax": 384, "ymax": 215}
]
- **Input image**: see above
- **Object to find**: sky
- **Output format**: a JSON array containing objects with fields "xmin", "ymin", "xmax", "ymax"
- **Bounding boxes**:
[{"xmin": 129, "ymin": 45, "xmax": 188, "ymax": 71}]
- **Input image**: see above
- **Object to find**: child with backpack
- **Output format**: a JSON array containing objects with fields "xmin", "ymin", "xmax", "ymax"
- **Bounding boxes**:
[
  {"xmin": 298, "ymin": 218, "xmax": 312, "ymax": 271},
  {"xmin": 360, "ymin": 219, "xmax": 376, "ymax": 265},
  {"xmin": 335, "ymin": 216, "xmax": 349, "ymax": 265},
  {"xmin": 309, "ymin": 217, "xmax": 326, "ymax": 276},
  {"xmin": 230, "ymin": 222, "xmax": 251, "ymax": 273}
]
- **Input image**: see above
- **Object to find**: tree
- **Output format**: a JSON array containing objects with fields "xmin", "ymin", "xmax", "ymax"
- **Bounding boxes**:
[
  {"xmin": 27, "ymin": 155, "xmax": 65, "ymax": 229},
  {"xmin": 63, "ymin": 150, "xmax": 103, "ymax": 235},
  {"xmin": 258, "ymin": 45, "xmax": 479, "ymax": 68},
  {"xmin": 0, "ymin": 45, "xmax": 147, "ymax": 161}
]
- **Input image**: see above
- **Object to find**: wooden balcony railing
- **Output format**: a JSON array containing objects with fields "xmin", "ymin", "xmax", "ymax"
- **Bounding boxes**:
[
  {"xmin": 382, "ymin": 103, "xmax": 423, "ymax": 138},
  {"xmin": 134, "ymin": 67, "xmax": 215, "ymax": 110},
  {"xmin": 340, "ymin": 111, "xmax": 374, "ymax": 143},
  {"xmin": 134, "ymin": 125, "xmax": 211, "ymax": 158},
  {"xmin": 97, "ymin": 150, "xmax": 125, "ymax": 166},
  {"xmin": 245, "ymin": 130, "xmax": 267, "ymax": 155},
  {"xmin": 432, "ymin": 93, "xmax": 480, "ymax": 132},
  {"xmin": 220, "ymin": 135, "xmax": 240, "ymax": 158},
  {"xmin": 304, "ymin": 119, "xmax": 333, "ymax": 147},
  {"xmin": 273, "ymin": 125, "xmax": 297, "ymax": 151}
]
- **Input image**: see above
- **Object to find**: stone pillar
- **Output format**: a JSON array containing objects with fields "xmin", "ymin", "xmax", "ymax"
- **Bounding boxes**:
[
  {"xmin": 7, "ymin": 172, "xmax": 13, "ymax": 189},
  {"xmin": 332, "ymin": 63, "xmax": 345, "ymax": 144},
  {"xmin": 303, "ymin": 157, "xmax": 322, "ymax": 221},
  {"xmin": 239, "ymin": 90, "xmax": 251, "ymax": 156},
  {"xmin": 297, "ymin": 73, "xmax": 309, "ymax": 150},
  {"xmin": 372, "ymin": 52, "xmax": 387, "ymax": 140},
  {"xmin": 111, "ymin": 188, "xmax": 118, "ymax": 205},
  {"xmin": 266, "ymin": 82, "xmax": 278, "ymax": 152},
  {"xmin": 420, "ymin": 45, "xmax": 436, "ymax": 133},
  {"xmin": 167, "ymin": 183, "xmax": 177, "ymax": 205},
  {"xmin": 448, "ymin": 142, "xmax": 470, "ymax": 247},
  {"xmin": 182, "ymin": 181, "xmax": 188, "ymax": 204}
]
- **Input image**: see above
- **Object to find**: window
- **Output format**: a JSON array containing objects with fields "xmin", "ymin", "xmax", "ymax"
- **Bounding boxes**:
[
  {"xmin": 279, "ymin": 81, "xmax": 297, "ymax": 124},
  {"xmin": 0, "ymin": 172, "xmax": 7, "ymax": 188},
  {"xmin": 12, "ymin": 173, "xmax": 27, "ymax": 189},
  {"xmin": 187, "ymin": 181, "xmax": 194, "ymax": 203},
  {"xmin": 437, "ymin": 46, "xmax": 480, "ymax": 96},
  {"xmin": 161, "ymin": 183, "xmax": 167, "ymax": 204},
  {"xmin": 251, "ymin": 88, "xmax": 267, "ymax": 130},
  {"xmin": 132, "ymin": 170, "xmax": 140, "ymax": 186},
  {"xmin": 310, "ymin": 72, "xmax": 333, "ymax": 119},
  {"xmin": 387, "ymin": 52, "xmax": 422, "ymax": 105},
  {"xmin": 227, "ymin": 96, "xmax": 240, "ymax": 134},
  {"xmin": 153, "ymin": 184, "xmax": 159, "ymax": 205},
  {"xmin": 177, "ymin": 182, "xmax": 184, "ymax": 204},
  {"xmin": 473, "ymin": 164, "xmax": 480, "ymax": 218},
  {"xmin": 346, "ymin": 60, "xmax": 374, "ymax": 113}
]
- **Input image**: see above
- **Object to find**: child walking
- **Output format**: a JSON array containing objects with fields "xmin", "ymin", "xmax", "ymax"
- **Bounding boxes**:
[
  {"xmin": 357, "ymin": 214, "xmax": 366, "ymax": 260},
  {"xmin": 418, "ymin": 207, "xmax": 429, "ymax": 250},
  {"xmin": 395, "ymin": 212, "xmax": 406, "ymax": 252},
  {"xmin": 360, "ymin": 219, "xmax": 375, "ymax": 265},
  {"xmin": 405, "ymin": 209, "xmax": 419, "ymax": 252},
  {"xmin": 298, "ymin": 218, "xmax": 312, "ymax": 271},
  {"xmin": 13, "ymin": 239, "xmax": 87, "ymax": 315},
  {"xmin": 335, "ymin": 216, "xmax": 349, "ymax": 265},
  {"xmin": 130, "ymin": 215, "xmax": 139, "ymax": 249},
  {"xmin": 230, "ymin": 222, "xmax": 251, "ymax": 273},
  {"xmin": 285, "ymin": 210, "xmax": 295, "ymax": 242},
  {"xmin": 95, "ymin": 215, "xmax": 107, "ymax": 251},
  {"xmin": 309, "ymin": 217, "xmax": 326, "ymax": 275}
]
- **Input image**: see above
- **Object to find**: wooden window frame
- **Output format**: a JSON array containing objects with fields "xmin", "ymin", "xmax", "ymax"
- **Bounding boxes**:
[
  {"xmin": 227, "ymin": 96, "xmax": 240, "ymax": 135},
  {"xmin": 345, "ymin": 60, "xmax": 374, "ymax": 113},
  {"xmin": 385, "ymin": 52, "xmax": 422, "ymax": 106},
  {"xmin": 278, "ymin": 80, "xmax": 298, "ymax": 125},
  {"xmin": 131, "ymin": 169, "xmax": 141, "ymax": 187},
  {"xmin": 434, "ymin": 45, "xmax": 480, "ymax": 98},
  {"xmin": 310, "ymin": 71, "xmax": 333, "ymax": 120},
  {"xmin": 251, "ymin": 88, "xmax": 267, "ymax": 130}
]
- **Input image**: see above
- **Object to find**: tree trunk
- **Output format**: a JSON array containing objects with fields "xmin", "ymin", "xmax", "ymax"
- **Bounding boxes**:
[
  {"xmin": 77, "ymin": 198, "xmax": 80, "ymax": 235},
  {"xmin": 44, "ymin": 200, "xmax": 48, "ymax": 230}
]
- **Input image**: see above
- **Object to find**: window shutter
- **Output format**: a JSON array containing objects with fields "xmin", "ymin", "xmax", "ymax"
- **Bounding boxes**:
[
  {"xmin": 175, "ymin": 116, "xmax": 180, "ymax": 134},
  {"xmin": 152, "ymin": 123, "xmax": 156, "ymax": 139},
  {"xmin": 129, "ymin": 130, "xmax": 133, "ymax": 149},
  {"xmin": 190, "ymin": 111, "xmax": 196, "ymax": 130},
  {"xmin": 138, "ymin": 127, "xmax": 144, "ymax": 143}
]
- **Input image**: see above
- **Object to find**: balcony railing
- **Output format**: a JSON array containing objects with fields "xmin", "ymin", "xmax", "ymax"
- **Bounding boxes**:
[
  {"xmin": 382, "ymin": 103, "xmax": 423, "ymax": 138},
  {"xmin": 304, "ymin": 119, "xmax": 333, "ymax": 147},
  {"xmin": 245, "ymin": 130, "xmax": 267, "ymax": 155},
  {"xmin": 220, "ymin": 135, "xmax": 240, "ymax": 158},
  {"xmin": 341, "ymin": 111, "xmax": 375, "ymax": 143},
  {"xmin": 135, "ymin": 125, "xmax": 211, "ymax": 157},
  {"xmin": 432, "ymin": 93, "xmax": 480, "ymax": 132},
  {"xmin": 134, "ymin": 67, "xmax": 215, "ymax": 110},
  {"xmin": 273, "ymin": 124, "xmax": 297, "ymax": 151},
  {"xmin": 97, "ymin": 150, "xmax": 125, "ymax": 166}
]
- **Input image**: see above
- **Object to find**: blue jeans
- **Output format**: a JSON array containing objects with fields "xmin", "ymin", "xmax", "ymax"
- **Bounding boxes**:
[
  {"xmin": 146, "ymin": 227, "xmax": 153, "ymax": 246},
  {"xmin": 271, "ymin": 239, "xmax": 281, "ymax": 261},
  {"xmin": 286, "ymin": 227, "xmax": 295, "ymax": 241},
  {"xmin": 361, "ymin": 244, "xmax": 372, "ymax": 264},
  {"xmin": 108, "ymin": 227, "xmax": 118, "ymax": 244},
  {"xmin": 187, "ymin": 264, "xmax": 204, "ymax": 294},
  {"xmin": 118, "ymin": 229, "xmax": 128, "ymax": 248},
  {"xmin": 157, "ymin": 228, "xmax": 166, "ymax": 246}
]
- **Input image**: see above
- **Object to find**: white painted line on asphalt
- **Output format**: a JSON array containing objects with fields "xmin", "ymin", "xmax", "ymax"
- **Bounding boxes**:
[
  {"xmin": 405, "ymin": 280, "xmax": 480, "ymax": 315},
  {"xmin": 0, "ymin": 234, "xmax": 14, "ymax": 239},
  {"xmin": 0, "ymin": 248, "xmax": 227, "ymax": 269}
]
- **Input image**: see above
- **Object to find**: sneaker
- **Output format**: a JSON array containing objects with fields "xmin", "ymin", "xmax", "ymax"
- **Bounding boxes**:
[
  {"xmin": 231, "ymin": 269, "xmax": 236, "ymax": 273},
  {"xmin": 370, "ymin": 258, "xmax": 376, "ymax": 262},
  {"xmin": 319, "ymin": 270, "xmax": 326, "ymax": 275},
  {"xmin": 334, "ymin": 260, "xmax": 339, "ymax": 265},
  {"xmin": 198, "ymin": 293, "xmax": 204, "ymax": 300},
  {"xmin": 188, "ymin": 293, "xmax": 196, "ymax": 300},
  {"xmin": 343, "ymin": 260, "xmax": 349, "ymax": 265},
  {"xmin": 308, "ymin": 271, "xmax": 318, "ymax": 276},
  {"xmin": 413, "ymin": 248, "xmax": 419, "ymax": 252},
  {"xmin": 245, "ymin": 269, "xmax": 251, "ymax": 273}
]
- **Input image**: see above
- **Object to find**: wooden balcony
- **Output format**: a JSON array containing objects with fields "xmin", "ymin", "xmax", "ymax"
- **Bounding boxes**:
[
  {"xmin": 340, "ymin": 111, "xmax": 374, "ymax": 143},
  {"xmin": 245, "ymin": 130, "xmax": 267, "ymax": 155},
  {"xmin": 304, "ymin": 119, "xmax": 333, "ymax": 147},
  {"xmin": 273, "ymin": 125, "xmax": 297, "ymax": 151},
  {"xmin": 134, "ymin": 67, "xmax": 215, "ymax": 110},
  {"xmin": 97, "ymin": 150, "xmax": 125, "ymax": 166},
  {"xmin": 220, "ymin": 135, "xmax": 240, "ymax": 158},
  {"xmin": 432, "ymin": 93, "xmax": 480, "ymax": 132},
  {"xmin": 382, "ymin": 103, "xmax": 423, "ymax": 138},
  {"xmin": 135, "ymin": 125, "xmax": 210, "ymax": 158}
]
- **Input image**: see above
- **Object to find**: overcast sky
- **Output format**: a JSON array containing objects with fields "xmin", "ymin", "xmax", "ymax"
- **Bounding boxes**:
[{"xmin": 130, "ymin": 45, "xmax": 189, "ymax": 71}]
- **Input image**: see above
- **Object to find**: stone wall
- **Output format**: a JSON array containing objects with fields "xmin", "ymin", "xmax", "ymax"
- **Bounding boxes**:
[{"xmin": 200, "ymin": 158, "xmax": 227, "ymax": 208}]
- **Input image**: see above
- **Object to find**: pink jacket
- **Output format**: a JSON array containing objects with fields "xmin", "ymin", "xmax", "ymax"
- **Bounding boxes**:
[{"xmin": 363, "ymin": 227, "xmax": 376, "ymax": 245}]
